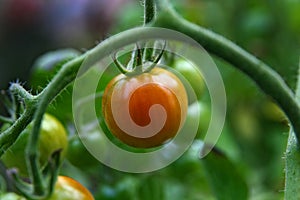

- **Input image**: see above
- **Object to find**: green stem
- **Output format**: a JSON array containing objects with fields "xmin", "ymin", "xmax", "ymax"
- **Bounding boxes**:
[
  {"xmin": 0, "ymin": 105, "xmax": 36, "ymax": 157},
  {"xmin": 144, "ymin": 0, "xmax": 156, "ymax": 24},
  {"xmin": 9, "ymin": 83, "xmax": 34, "ymax": 103},
  {"xmin": 27, "ymin": 54, "xmax": 85, "ymax": 195},
  {"xmin": 285, "ymin": 131, "xmax": 300, "ymax": 199},
  {"xmin": 152, "ymin": 4, "xmax": 300, "ymax": 145},
  {"xmin": 0, "ymin": 116, "xmax": 13, "ymax": 124},
  {"xmin": 285, "ymin": 59, "xmax": 300, "ymax": 199},
  {"xmin": 142, "ymin": 0, "xmax": 156, "ymax": 66}
]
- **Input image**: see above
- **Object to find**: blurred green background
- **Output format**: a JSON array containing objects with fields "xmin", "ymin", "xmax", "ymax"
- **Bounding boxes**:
[{"xmin": 1, "ymin": 0, "xmax": 300, "ymax": 199}]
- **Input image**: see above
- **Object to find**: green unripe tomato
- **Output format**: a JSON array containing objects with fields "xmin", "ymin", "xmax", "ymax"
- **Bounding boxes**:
[
  {"xmin": 66, "ymin": 134, "xmax": 100, "ymax": 170},
  {"xmin": 184, "ymin": 101, "xmax": 210, "ymax": 139},
  {"xmin": 1, "ymin": 114, "xmax": 68, "ymax": 176},
  {"xmin": 173, "ymin": 59, "xmax": 205, "ymax": 104}
]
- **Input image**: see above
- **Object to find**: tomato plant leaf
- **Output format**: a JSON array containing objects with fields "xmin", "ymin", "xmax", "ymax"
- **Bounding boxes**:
[{"xmin": 200, "ymin": 146, "xmax": 248, "ymax": 200}]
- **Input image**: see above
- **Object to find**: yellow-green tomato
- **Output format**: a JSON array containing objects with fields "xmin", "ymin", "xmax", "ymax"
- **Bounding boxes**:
[{"xmin": 1, "ymin": 114, "xmax": 68, "ymax": 176}]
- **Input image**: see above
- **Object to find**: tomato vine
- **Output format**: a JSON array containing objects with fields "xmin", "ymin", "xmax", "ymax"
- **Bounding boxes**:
[{"xmin": 0, "ymin": 0, "xmax": 299, "ymax": 199}]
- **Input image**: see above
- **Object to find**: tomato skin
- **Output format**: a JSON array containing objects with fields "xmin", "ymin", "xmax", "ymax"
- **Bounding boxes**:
[
  {"xmin": 185, "ymin": 101, "xmax": 211, "ymax": 139},
  {"xmin": 1, "ymin": 114, "xmax": 68, "ymax": 176},
  {"xmin": 46, "ymin": 176, "xmax": 94, "ymax": 200},
  {"xmin": 173, "ymin": 59, "xmax": 205, "ymax": 104},
  {"xmin": 66, "ymin": 135, "xmax": 99, "ymax": 170},
  {"xmin": 0, "ymin": 192, "xmax": 27, "ymax": 200},
  {"xmin": 102, "ymin": 67, "xmax": 188, "ymax": 148}
]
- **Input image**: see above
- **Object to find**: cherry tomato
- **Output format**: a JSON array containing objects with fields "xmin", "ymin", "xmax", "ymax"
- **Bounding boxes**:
[
  {"xmin": 185, "ymin": 101, "xmax": 211, "ymax": 139},
  {"xmin": 173, "ymin": 59, "xmax": 205, "ymax": 104},
  {"xmin": 66, "ymin": 135, "xmax": 99, "ymax": 170},
  {"xmin": 102, "ymin": 67, "xmax": 188, "ymax": 148},
  {"xmin": 46, "ymin": 176, "xmax": 94, "ymax": 200},
  {"xmin": 1, "ymin": 114, "xmax": 68, "ymax": 176},
  {"xmin": 0, "ymin": 192, "xmax": 26, "ymax": 200}
]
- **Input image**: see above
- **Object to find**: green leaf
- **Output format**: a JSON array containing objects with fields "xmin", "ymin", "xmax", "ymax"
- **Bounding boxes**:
[{"xmin": 200, "ymin": 146, "xmax": 248, "ymax": 200}]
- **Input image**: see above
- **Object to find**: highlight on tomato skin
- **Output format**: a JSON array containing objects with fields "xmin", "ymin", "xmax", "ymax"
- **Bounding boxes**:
[
  {"xmin": 0, "ymin": 192, "xmax": 27, "ymax": 200},
  {"xmin": 46, "ymin": 176, "xmax": 94, "ymax": 200},
  {"xmin": 102, "ymin": 67, "xmax": 188, "ymax": 148}
]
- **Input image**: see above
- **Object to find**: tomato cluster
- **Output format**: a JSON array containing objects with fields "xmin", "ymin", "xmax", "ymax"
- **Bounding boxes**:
[{"xmin": 1, "ymin": 114, "xmax": 68, "ymax": 176}]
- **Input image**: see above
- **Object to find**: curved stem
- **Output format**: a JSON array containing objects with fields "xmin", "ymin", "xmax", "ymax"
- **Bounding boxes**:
[
  {"xmin": 143, "ymin": 41, "xmax": 166, "ymax": 73},
  {"xmin": 152, "ymin": 5, "xmax": 300, "ymax": 145},
  {"xmin": 9, "ymin": 83, "xmax": 34, "ymax": 103},
  {"xmin": 26, "ymin": 54, "xmax": 85, "ymax": 194},
  {"xmin": 0, "ymin": 105, "xmax": 36, "ymax": 157},
  {"xmin": 112, "ymin": 53, "xmax": 131, "ymax": 74}
]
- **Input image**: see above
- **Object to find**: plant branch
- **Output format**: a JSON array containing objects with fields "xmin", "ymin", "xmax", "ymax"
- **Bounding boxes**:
[
  {"xmin": 152, "ymin": 4, "xmax": 300, "ymax": 145},
  {"xmin": 0, "ymin": 116, "xmax": 13, "ymax": 124},
  {"xmin": 0, "ymin": 104, "xmax": 36, "ymax": 157},
  {"xmin": 9, "ymin": 83, "xmax": 34, "ymax": 103},
  {"xmin": 26, "ymin": 54, "xmax": 85, "ymax": 195}
]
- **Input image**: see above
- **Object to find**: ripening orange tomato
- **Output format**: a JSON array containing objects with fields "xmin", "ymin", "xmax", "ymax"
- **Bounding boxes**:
[
  {"xmin": 102, "ymin": 67, "xmax": 188, "ymax": 148},
  {"xmin": 46, "ymin": 176, "xmax": 94, "ymax": 200}
]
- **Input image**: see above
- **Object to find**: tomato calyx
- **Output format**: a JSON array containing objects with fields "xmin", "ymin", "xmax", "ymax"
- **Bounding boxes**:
[{"xmin": 112, "ymin": 40, "xmax": 166, "ymax": 76}]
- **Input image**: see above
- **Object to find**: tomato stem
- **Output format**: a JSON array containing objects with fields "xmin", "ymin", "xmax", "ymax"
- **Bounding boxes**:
[
  {"xmin": 144, "ymin": 41, "xmax": 166, "ymax": 73},
  {"xmin": 285, "ymin": 59, "xmax": 300, "ymax": 199},
  {"xmin": 112, "ymin": 53, "xmax": 131, "ymax": 74},
  {"xmin": 9, "ymin": 83, "xmax": 34, "ymax": 102},
  {"xmin": 0, "ymin": 116, "xmax": 13, "ymax": 124},
  {"xmin": 144, "ymin": 0, "xmax": 156, "ymax": 25},
  {"xmin": 132, "ymin": 43, "xmax": 143, "ymax": 73}
]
